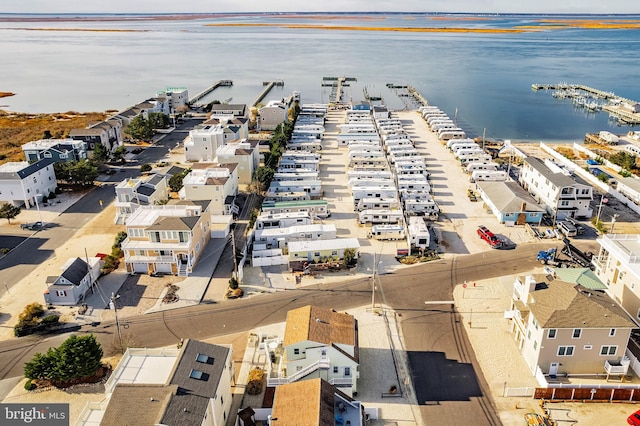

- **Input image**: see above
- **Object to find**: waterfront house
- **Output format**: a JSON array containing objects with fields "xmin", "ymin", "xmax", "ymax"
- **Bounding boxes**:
[
  {"xmin": 476, "ymin": 181, "xmax": 545, "ymax": 225},
  {"xmin": 258, "ymin": 99, "xmax": 289, "ymax": 131},
  {"xmin": 114, "ymin": 98, "xmax": 169, "ymax": 127},
  {"xmin": 506, "ymin": 274, "xmax": 635, "ymax": 378},
  {"xmin": 180, "ymin": 163, "xmax": 239, "ymax": 216},
  {"xmin": 264, "ymin": 305, "xmax": 360, "ymax": 397},
  {"xmin": 82, "ymin": 340, "xmax": 233, "ymax": 426},
  {"xmin": 0, "ymin": 159, "xmax": 57, "ymax": 208},
  {"xmin": 208, "ymin": 103, "xmax": 247, "ymax": 119},
  {"xmin": 203, "ymin": 117, "xmax": 250, "ymax": 141},
  {"xmin": 22, "ymin": 138, "xmax": 87, "ymax": 163},
  {"xmin": 518, "ymin": 157, "xmax": 593, "ymax": 220},
  {"xmin": 43, "ymin": 257, "xmax": 102, "ymax": 306},
  {"xmin": 156, "ymin": 87, "xmax": 189, "ymax": 112},
  {"xmin": 269, "ymin": 378, "xmax": 366, "ymax": 426},
  {"xmin": 121, "ymin": 201, "xmax": 211, "ymax": 276},
  {"xmin": 215, "ymin": 140, "xmax": 259, "ymax": 185},
  {"xmin": 592, "ymin": 234, "xmax": 640, "ymax": 324},
  {"xmin": 69, "ymin": 118, "xmax": 123, "ymax": 152},
  {"xmin": 114, "ymin": 175, "xmax": 169, "ymax": 224}
]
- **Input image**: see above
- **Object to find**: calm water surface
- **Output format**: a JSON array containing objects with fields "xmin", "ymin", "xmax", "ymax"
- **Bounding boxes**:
[{"xmin": 1, "ymin": 13, "xmax": 639, "ymax": 141}]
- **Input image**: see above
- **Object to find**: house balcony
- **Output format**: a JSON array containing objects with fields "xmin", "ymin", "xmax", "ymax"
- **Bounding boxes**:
[
  {"xmin": 122, "ymin": 239, "xmax": 190, "ymax": 251},
  {"xmin": 605, "ymin": 357, "xmax": 631, "ymax": 376},
  {"xmin": 126, "ymin": 255, "xmax": 175, "ymax": 263}
]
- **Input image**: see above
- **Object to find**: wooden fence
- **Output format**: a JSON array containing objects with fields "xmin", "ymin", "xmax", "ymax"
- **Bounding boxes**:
[{"xmin": 534, "ymin": 387, "xmax": 640, "ymax": 402}]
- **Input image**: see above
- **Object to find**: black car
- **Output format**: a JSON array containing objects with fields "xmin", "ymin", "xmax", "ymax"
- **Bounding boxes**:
[{"xmin": 20, "ymin": 221, "xmax": 43, "ymax": 231}]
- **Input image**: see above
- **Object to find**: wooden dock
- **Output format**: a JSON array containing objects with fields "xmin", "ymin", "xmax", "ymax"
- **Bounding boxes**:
[
  {"xmin": 407, "ymin": 85, "xmax": 429, "ymax": 106},
  {"xmin": 189, "ymin": 80, "xmax": 233, "ymax": 105},
  {"xmin": 252, "ymin": 80, "xmax": 284, "ymax": 107}
]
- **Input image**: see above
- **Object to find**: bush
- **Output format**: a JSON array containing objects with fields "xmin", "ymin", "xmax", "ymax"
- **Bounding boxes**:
[
  {"xmin": 18, "ymin": 303, "xmax": 44, "ymax": 325},
  {"xmin": 40, "ymin": 315, "xmax": 60, "ymax": 325},
  {"xmin": 24, "ymin": 379, "xmax": 36, "ymax": 391},
  {"xmin": 111, "ymin": 247, "xmax": 123, "ymax": 259},
  {"xmin": 113, "ymin": 231, "xmax": 127, "ymax": 248},
  {"xmin": 48, "ymin": 192, "xmax": 57, "ymax": 199},
  {"xmin": 229, "ymin": 276, "xmax": 239, "ymax": 290},
  {"xmin": 140, "ymin": 163, "xmax": 152, "ymax": 173}
]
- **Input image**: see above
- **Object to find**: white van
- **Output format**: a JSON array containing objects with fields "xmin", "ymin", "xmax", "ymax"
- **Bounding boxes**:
[{"xmin": 466, "ymin": 162, "xmax": 498, "ymax": 173}]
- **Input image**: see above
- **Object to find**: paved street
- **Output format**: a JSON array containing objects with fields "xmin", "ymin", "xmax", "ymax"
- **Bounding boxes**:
[{"xmin": 0, "ymin": 242, "xmax": 549, "ymax": 425}]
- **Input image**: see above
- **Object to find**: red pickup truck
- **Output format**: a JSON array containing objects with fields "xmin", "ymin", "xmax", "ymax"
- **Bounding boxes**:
[{"xmin": 477, "ymin": 225, "xmax": 503, "ymax": 249}]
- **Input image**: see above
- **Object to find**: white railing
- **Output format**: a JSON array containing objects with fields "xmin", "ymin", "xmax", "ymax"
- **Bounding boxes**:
[
  {"xmin": 503, "ymin": 386, "xmax": 536, "ymax": 397},
  {"xmin": 74, "ymin": 400, "xmax": 108, "ymax": 426},
  {"xmin": 126, "ymin": 255, "xmax": 175, "ymax": 263},
  {"xmin": 266, "ymin": 359, "xmax": 330, "ymax": 386},
  {"xmin": 329, "ymin": 377, "xmax": 353, "ymax": 387}
]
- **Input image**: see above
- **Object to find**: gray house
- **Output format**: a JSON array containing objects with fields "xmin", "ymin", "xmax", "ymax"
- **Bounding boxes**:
[
  {"xmin": 22, "ymin": 139, "xmax": 87, "ymax": 163},
  {"xmin": 43, "ymin": 257, "xmax": 102, "ymax": 306}
]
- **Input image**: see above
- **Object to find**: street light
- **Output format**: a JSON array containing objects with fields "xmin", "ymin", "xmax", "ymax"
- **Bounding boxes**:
[
  {"xmin": 595, "ymin": 195, "xmax": 608, "ymax": 225},
  {"xmin": 372, "ymin": 257, "xmax": 383, "ymax": 311},
  {"xmin": 610, "ymin": 214, "xmax": 619, "ymax": 234},
  {"xmin": 110, "ymin": 292, "xmax": 123, "ymax": 353}
]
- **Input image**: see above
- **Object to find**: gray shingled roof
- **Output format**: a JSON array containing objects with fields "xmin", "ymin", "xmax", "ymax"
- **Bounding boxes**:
[
  {"xmin": 524, "ymin": 274, "xmax": 635, "ymax": 329},
  {"xmin": 160, "ymin": 340, "xmax": 230, "ymax": 425},
  {"xmin": 137, "ymin": 184, "xmax": 156, "ymax": 197},
  {"xmin": 523, "ymin": 157, "xmax": 579, "ymax": 188},
  {"xmin": 477, "ymin": 181, "xmax": 545, "ymax": 213},
  {"xmin": 146, "ymin": 174, "xmax": 165, "ymax": 186},
  {"xmin": 60, "ymin": 258, "xmax": 88, "ymax": 286},
  {"xmin": 147, "ymin": 216, "xmax": 200, "ymax": 231},
  {"xmin": 101, "ymin": 384, "xmax": 177, "ymax": 426}
]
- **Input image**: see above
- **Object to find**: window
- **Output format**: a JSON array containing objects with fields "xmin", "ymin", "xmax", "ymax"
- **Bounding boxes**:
[
  {"xmin": 43, "ymin": 152, "xmax": 52, "ymax": 158},
  {"xmin": 196, "ymin": 353, "xmax": 212, "ymax": 364},
  {"xmin": 547, "ymin": 329, "xmax": 557, "ymax": 339},
  {"xmin": 533, "ymin": 341, "xmax": 537, "ymax": 350},
  {"xmin": 572, "ymin": 329, "xmax": 582, "ymax": 339},
  {"xmin": 56, "ymin": 290, "xmax": 67, "ymax": 297},
  {"xmin": 344, "ymin": 367, "xmax": 351, "ymax": 377},
  {"xmin": 584, "ymin": 345, "xmax": 592, "ymax": 350},
  {"xmin": 333, "ymin": 366, "xmax": 339, "ymax": 373},
  {"xmin": 189, "ymin": 369, "xmax": 204, "ymax": 380},
  {"xmin": 609, "ymin": 329, "xmax": 616, "ymax": 337},
  {"xmin": 600, "ymin": 346, "xmax": 618, "ymax": 356},
  {"xmin": 293, "ymin": 348, "xmax": 299, "ymax": 355},
  {"xmin": 558, "ymin": 346, "xmax": 575, "ymax": 356},
  {"xmin": 527, "ymin": 330, "xmax": 531, "ymax": 340}
]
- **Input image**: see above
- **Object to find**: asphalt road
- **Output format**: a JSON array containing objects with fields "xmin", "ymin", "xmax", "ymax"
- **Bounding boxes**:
[{"xmin": 0, "ymin": 242, "xmax": 550, "ymax": 425}]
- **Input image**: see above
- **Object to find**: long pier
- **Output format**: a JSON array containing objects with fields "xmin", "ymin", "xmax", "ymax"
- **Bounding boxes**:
[
  {"xmin": 251, "ymin": 80, "xmax": 284, "ymax": 107},
  {"xmin": 407, "ymin": 86, "xmax": 429, "ymax": 107},
  {"xmin": 189, "ymin": 80, "xmax": 233, "ymax": 105}
]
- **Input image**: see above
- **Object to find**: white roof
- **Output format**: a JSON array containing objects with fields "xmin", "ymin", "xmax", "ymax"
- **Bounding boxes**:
[
  {"xmin": 0, "ymin": 162, "xmax": 29, "ymax": 172},
  {"xmin": 288, "ymin": 238, "xmax": 360, "ymax": 252},
  {"xmin": 257, "ymin": 224, "xmax": 336, "ymax": 238}
]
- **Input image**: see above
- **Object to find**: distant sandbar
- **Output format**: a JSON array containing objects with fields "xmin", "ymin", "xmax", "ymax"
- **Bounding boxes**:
[{"xmin": 0, "ymin": 92, "xmax": 15, "ymax": 99}]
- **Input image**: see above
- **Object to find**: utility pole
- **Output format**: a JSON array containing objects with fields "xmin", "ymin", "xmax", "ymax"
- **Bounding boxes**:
[
  {"xmin": 110, "ymin": 292, "xmax": 123, "ymax": 354},
  {"xmin": 231, "ymin": 228, "xmax": 238, "ymax": 280},
  {"xmin": 595, "ymin": 195, "xmax": 607, "ymax": 225}
]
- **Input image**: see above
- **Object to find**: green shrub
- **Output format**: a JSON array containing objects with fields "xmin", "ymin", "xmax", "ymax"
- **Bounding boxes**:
[
  {"xmin": 140, "ymin": 163, "xmax": 152, "ymax": 173},
  {"xmin": 24, "ymin": 379, "xmax": 35, "ymax": 391},
  {"xmin": 48, "ymin": 192, "xmax": 57, "ymax": 199},
  {"xmin": 229, "ymin": 276, "xmax": 239, "ymax": 290},
  {"xmin": 41, "ymin": 315, "xmax": 60, "ymax": 325}
]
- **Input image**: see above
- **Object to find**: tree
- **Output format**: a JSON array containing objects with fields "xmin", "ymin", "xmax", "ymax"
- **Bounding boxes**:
[
  {"xmin": 112, "ymin": 145, "xmax": 128, "ymax": 164},
  {"xmin": 0, "ymin": 203, "xmax": 21, "ymax": 224},
  {"xmin": 148, "ymin": 112, "xmax": 170, "ymax": 129},
  {"xmin": 125, "ymin": 115, "xmax": 154, "ymax": 141},
  {"xmin": 55, "ymin": 159, "xmax": 98, "ymax": 186},
  {"xmin": 169, "ymin": 169, "xmax": 191, "ymax": 192},
  {"xmin": 251, "ymin": 166, "xmax": 274, "ymax": 194},
  {"xmin": 42, "ymin": 130, "xmax": 52, "ymax": 139},
  {"xmin": 24, "ymin": 335, "xmax": 103, "ymax": 386},
  {"xmin": 343, "ymin": 248, "xmax": 358, "ymax": 268},
  {"xmin": 92, "ymin": 143, "xmax": 109, "ymax": 164}
]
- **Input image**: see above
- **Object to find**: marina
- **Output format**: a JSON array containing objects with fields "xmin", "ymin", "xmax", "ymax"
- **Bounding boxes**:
[{"xmin": 532, "ymin": 82, "xmax": 640, "ymax": 125}]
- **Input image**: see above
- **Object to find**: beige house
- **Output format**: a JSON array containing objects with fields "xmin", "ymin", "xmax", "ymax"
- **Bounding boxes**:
[
  {"xmin": 121, "ymin": 201, "xmax": 211, "ymax": 276},
  {"xmin": 507, "ymin": 273, "xmax": 635, "ymax": 378},
  {"xmin": 264, "ymin": 305, "xmax": 360, "ymax": 397},
  {"xmin": 593, "ymin": 233, "xmax": 640, "ymax": 323},
  {"xmin": 215, "ymin": 140, "xmax": 259, "ymax": 185},
  {"xmin": 69, "ymin": 118, "xmax": 123, "ymax": 152},
  {"xmin": 114, "ymin": 175, "xmax": 169, "ymax": 224},
  {"xmin": 269, "ymin": 378, "xmax": 365, "ymax": 426},
  {"xmin": 180, "ymin": 163, "xmax": 239, "ymax": 215}
]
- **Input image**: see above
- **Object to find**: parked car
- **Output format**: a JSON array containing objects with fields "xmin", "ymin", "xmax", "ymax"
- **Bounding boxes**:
[
  {"xmin": 20, "ymin": 221, "xmax": 43, "ymax": 231},
  {"xmin": 477, "ymin": 225, "xmax": 503, "ymax": 249},
  {"xmin": 565, "ymin": 217, "xmax": 586, "ymax": 235},
  {"xmin": 104, "ymin": 169, "xmax": 116, "ymax": 175},
  {"xmin": 627, "ymin": 408, "xmax": 640, "ymax": 425},
  {"xmin": 557, "ymin": 221, "xmax": 578, "ymax": 237}
]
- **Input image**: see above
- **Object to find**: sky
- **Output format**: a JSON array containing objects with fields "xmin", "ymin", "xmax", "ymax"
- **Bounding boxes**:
[{"xmin": 2, "ymin": 0, "xmax": 640, "ymax": 14}]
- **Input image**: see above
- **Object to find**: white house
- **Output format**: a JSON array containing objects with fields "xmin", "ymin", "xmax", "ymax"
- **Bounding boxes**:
[
  {"xmin": 22, "ymin": 138, "xmax": 87, "ymax": 163},
  {"xmin": 254, "ymin": 224, "xmax": 337, "ymax": 249},
  {"xmin": 114, "ymin": 175, "xmax": 169, "ymax": 224},
  {"xmin": 518, "ymin": 157, "xmax": 593, "ymax": 220},
  {"xmin": 156, "ymin": 87, "xmax": 189, "ymax": 111},
  {"xmin": 0, "ymin": 159, "xmax": 57, "ymax": 208},
  {"xmin": 184, "ymin": 124, "xmax": 225, "ymax": 162},
  {"xmin": 258, "ymin": 99, "xmax": 289, "ymax": 131},
  {"xmin": 43, "ymin": 257, "xmax": 103, "ymax": 306},
  {"xmin": 593, "ymin": 234, "xmax": 640, "ymax": 324},
  {"xmin": 264, "ymin": 305, "xmax": 360, "ymax": 396},
  {"xmin": 616, "ymin": 177, "xmax": 640, "ymax": 205},
  {"xmin": 180, "ymin": 163, "xmax": 239, "ymax": 215}
]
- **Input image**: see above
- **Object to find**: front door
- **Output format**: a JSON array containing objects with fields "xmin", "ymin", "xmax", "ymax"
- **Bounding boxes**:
[{"xmin": 549, "ymin": 362, "xmax": 559, "ymax": 377}]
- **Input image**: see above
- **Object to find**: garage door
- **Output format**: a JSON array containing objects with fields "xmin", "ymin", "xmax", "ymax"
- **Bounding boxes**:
[
  {"xmin": 133, "ymin": 262, "xmax": 148, "ymax": 273},
  {"xmin": 156, "ymin": 263, "xmax": 172, "ymax": 274}
]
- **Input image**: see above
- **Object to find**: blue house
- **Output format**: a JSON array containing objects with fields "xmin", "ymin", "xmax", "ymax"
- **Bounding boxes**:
[
  {"xmin": 477, "ymin": 181, "xmax": 545, "ymax": 225},
  {"xmin": 22, "ymin": 139, "xmax": 87, "ymax": 163}
]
